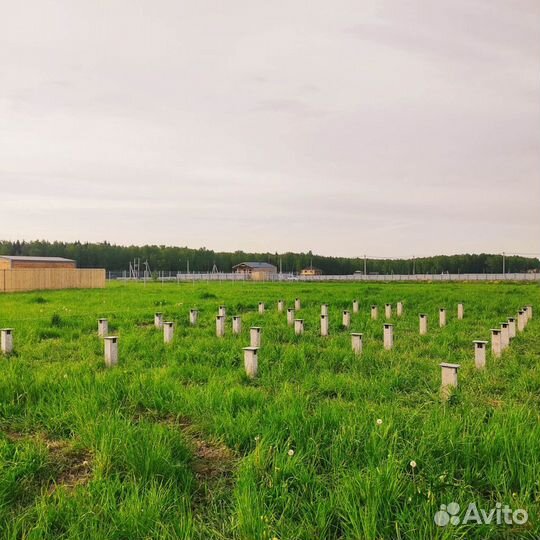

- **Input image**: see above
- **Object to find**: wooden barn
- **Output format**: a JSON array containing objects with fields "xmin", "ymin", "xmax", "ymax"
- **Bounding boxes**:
[
  {"xmin": 0, "ymin": 256, "xmax": 77, "ymax": 270},
  {"xmin": 232, "ymin": 262, "xmax": 277, "ymax": 281},
  {"xmin": 0, "ymin": 256, "xmax": 105, "ymax": 293}
]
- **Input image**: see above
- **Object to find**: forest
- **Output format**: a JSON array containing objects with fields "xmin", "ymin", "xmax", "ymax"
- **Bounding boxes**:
[{"xmin": 0, "ymin": 240, "xmax": 538, "ymax": 275}]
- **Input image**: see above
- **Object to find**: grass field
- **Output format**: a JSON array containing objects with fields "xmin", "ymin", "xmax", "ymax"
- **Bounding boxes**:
[{"xmin": 0, "ymin": 281, "xmax": 539, "ymax": 539}]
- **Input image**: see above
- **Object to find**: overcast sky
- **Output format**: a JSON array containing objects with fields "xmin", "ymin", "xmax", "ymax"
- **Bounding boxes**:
[{"xmin": 1, "ymin": 1, "xmax": 539, "ymax": 258}]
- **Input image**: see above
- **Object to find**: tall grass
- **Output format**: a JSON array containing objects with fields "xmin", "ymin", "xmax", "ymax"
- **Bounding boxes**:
[{"xmin": 0, "ymin": 281, "xmax": 538, "ymax": 539}]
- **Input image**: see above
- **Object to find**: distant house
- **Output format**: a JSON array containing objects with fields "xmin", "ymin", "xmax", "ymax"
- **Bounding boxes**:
[
  {"xmin": 233, "ymin": 262, "xmax": 277, "ymax": 281},
  {"xmin": 300, "ymin": 267, "xmax": 322, "ymax": 276},
  {"xmin": 0, "ymin": 256, "xmax": 76, "ymax": 270}
]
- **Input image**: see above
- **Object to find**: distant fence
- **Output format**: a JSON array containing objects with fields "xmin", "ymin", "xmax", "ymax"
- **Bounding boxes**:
[
  {"xmin": 295, "ymin": 273, "xmax": 540, "ymax": 282},
  {"xmin": 108, "ymin": 272, "xmax": 540, "ymax": 283},
  {"xmin": 0, "ymin": 269, "xmax": 106, "ymax": 293}
]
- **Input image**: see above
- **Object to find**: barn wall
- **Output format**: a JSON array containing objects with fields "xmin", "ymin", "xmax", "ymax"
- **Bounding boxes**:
[
  {"xmin": 0, "ymin": 269, "xmax": 106, "ymax": 293},
  {"xmin": 251, "ymin": 270, "xmax": 277, "ymax": 281}
]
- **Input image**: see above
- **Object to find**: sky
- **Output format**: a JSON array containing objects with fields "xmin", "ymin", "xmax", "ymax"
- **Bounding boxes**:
[{"xmin": 1, "ymin": 0, "xmax": 539, "ymax": 258}]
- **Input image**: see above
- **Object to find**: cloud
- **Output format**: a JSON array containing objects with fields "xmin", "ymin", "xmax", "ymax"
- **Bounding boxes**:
[{"xmin": 0, "ymin": 0, "xmax": 538, "ymax": 257}]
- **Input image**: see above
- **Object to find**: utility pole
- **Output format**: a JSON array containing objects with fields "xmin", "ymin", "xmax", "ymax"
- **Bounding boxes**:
[
  {"xmin": 364, "ymin": 254, "xmax": 367, "ymax": 275},
  {"xmin": 502, "ymin": 252, "xmax": 505, "ymax": 275},
  {"xmin": 412, "ymin": 256, "xmax": 416, "ymax": 275}
]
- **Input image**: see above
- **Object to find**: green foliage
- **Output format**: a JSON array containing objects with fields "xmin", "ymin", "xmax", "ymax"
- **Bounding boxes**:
[
  {"xmin": 30, "ymin": 296, "xmax": 48, "ymax": 304},
  {"xmin": 50, "ymin": 314, "xmax": 63, "ymax": 327},
  {"xmin": 0, "ymin": 281, "xmax": 539, "ymax": 539},
  {"xmin": 199, "ymin": 291, "xmax": 217, "ymax": 299},
  {"xmin": 1, "ymin": 239, "xmax": 538, "ymax": 274}
]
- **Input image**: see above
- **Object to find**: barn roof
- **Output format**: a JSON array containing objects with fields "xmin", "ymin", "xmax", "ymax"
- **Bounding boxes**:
[
  {"xmin": 232, "ymin": 262, "xmax": 277, "ymax": 269},
  {"xmin": 0, "ymin": 256, "xmax": 75, "ymax": 263}
]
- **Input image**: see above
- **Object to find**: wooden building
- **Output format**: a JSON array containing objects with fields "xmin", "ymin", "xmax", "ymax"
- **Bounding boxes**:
[
  {"xmin": 0, "ymin": 256, "xmax": 105, "ymax": 292},
  {"xmin": 232, "ymin": 262, "xmax": 277, "ymax": 281},
  {"xmin": 300, "ymin": 267, "xmax": 323, "ymax": 276},
  {"xmin": 0, "ymin": 256, "xmax": 76, "ymax": 270}
]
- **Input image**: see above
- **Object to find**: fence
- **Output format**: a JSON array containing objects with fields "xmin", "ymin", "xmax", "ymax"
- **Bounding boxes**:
[
  {"xmin": 108, "ymin": 272, "xmax": 540, "ymax": 283},
  {"xmin": 0, "ymin": 269, "xmax": 106, "ymax": 293},
  {"xmin": 295, "ymin": 273, "xmax": 540, "ymax": 282},
  {"xmin": 108, "ymin": 271, "xmax": 287, "ymax": 282}
]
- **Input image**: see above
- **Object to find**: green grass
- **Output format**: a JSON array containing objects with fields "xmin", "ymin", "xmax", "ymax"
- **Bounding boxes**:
[{"xmin": 0, "ymin": 281, "xmax": 539, "ymax": 539}]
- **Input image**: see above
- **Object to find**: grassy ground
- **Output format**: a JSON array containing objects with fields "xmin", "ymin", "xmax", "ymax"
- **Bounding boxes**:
[{"xmin": 0, "ymin": 281, "xmax": 539, "ymax": 539}]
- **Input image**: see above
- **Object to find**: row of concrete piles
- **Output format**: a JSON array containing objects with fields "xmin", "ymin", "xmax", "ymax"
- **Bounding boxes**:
[
  {"xmin": 470, "ymin": 305, "xmax": 533, "ymax": 371},
  {"xmin": 244, "ymin": 299, "xmax": 414, "ymax": 378},
  {"xmin": 98, "ymin": 312, "xmax": 179, "ymax": 367},
  {"xmin": 182, "ymin": 299, "xmax": 406, "ymax": 378},
  {"xmin": 93, "ymin": 300, "xmax": 530, "ymax": 379},
  {"xmin": 0, "ymin": 299, "xmax": 466, "ymax": 362},
  {"xmin": 487, "ymin": 305, "xmax": 532, "ymax": 361},
  {"xmin": 221, "ymin": 299, "xmax": 532, "ymax": 386},
  {"xmin": 95, "ymin": 301, "xmax": 297, "ymax": 372},
  {"xmin": 440, "ymin": 304, "xmax": 533, "ymax": 399},
  {"xmin": 1, "ymin": 301, "xmax": 533, "ymax": 394},
  {"xmin": 243, "ymin": 301, "xmax": 471, "ymax": 379},
  {"xmin": 418, "ymin": 303, "xmax": 463, "ymax": 335}
]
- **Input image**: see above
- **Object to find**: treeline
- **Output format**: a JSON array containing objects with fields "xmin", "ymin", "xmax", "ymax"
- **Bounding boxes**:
[{"xmin": 0, "ymin": 240, "xmax": 538, "ymax": 275}]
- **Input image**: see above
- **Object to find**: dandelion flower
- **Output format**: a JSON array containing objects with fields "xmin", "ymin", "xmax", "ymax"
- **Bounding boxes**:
[
  {"xmin": 410, "ymin": 460, "xmax": 417, "ymax": 469},
  {"xmin": 287, "ymin": 449, "xmax": 295, "ymax": 456},
  {"xmin": 376, "ymin": 419, "xmax": 383, "ymax": 425}
]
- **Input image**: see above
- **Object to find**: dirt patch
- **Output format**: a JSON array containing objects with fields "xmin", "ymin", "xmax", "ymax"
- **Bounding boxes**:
[
  {"xmin": 2, "ymin": 430, "xmax": 93, "ymax": 492},
  {"xmin": 45, "ymin": 439, "xmax": 93, "ymax": 492},
  {"xmin": 190, "ymin": 434, "xmax": 235, "ymax": 481},
  {"xmin": 487, "ymin": 399, "xmax": 503, "ymax": 408},
  {"xmin": 184, "ymin": 427, "xmax": 237, "ymax": 512},
  {"xmin": 2, "ymin": 430, "xmax": 27, "ymax": 442},
  {"xmin": 136, "ymin": 322, "xmax": 155, "ymax": 329},
  {"xmin": 132, "ymin": 408, "xmax": 236, "ymax": 487}
]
